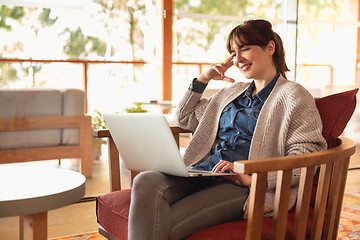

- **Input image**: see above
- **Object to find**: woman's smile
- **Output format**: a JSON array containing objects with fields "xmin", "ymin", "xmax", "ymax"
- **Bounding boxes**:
[{"xmin": 240, "ymin": 63, "xmax": 252, "ymax": 71}]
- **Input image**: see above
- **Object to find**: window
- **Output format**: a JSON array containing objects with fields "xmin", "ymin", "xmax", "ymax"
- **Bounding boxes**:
[
  {"xmin": 297, "ymin": 0, "xmax": 358, "ymax": 97},
  {"xmin": 1, "ymin": 0, "xmax": 359, "ymax": 115}
]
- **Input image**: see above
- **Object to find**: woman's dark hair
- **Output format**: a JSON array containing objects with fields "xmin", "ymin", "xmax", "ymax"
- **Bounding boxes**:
[{"xmin": 226, "ymin": 19, "xmax": 289, "ymax": 79}]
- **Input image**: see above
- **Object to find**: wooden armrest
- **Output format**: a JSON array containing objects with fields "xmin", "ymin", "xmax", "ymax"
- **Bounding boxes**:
[
  {"xmin": 93, "ymin": 129, "xmax": 111, "ymax": 138},
  {"xmin": 93, "ymin": 126, "xmax": 191, "ymax": 192},
  {"xmin": 93, "ymin": 126, "xmax": 191, "ymax": 139},
  {"xmin": 234, "ymin": 137, "xmax": 355, "ymax": 174}
]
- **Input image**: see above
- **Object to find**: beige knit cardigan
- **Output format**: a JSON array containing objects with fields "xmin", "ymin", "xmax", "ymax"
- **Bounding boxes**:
[{"xmin": 174, "ymin": 76, "xmax": 327, "ymax": 217}]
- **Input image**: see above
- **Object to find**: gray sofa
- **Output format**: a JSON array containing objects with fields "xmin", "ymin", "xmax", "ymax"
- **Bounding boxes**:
[{"xmin": 0, "ymin": 89, "xmax": 93, "ymax": 177}]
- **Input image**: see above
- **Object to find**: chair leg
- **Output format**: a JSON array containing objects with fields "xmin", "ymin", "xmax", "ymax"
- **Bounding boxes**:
[{"xmin": 99, "ymin": 226, "xmax": 118, "ymax": 240}]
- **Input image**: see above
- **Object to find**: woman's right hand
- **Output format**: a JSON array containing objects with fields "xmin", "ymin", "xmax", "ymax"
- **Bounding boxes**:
[{"xmin": 197, "ymin": 55, "xmax": 235, "ymax": 84}]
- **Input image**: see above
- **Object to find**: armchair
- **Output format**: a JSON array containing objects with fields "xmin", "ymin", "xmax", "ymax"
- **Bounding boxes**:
[{"xmin": 95, "ymin": 89, "xmax": 358, "ymax": 239}]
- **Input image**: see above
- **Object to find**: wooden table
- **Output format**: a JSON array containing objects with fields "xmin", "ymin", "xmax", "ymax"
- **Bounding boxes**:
[{"xmin": 0, "ymin": 165, "xmax": 85, "ymax": 240}]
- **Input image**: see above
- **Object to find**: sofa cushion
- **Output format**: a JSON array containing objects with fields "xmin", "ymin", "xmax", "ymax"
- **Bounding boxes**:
[
  {"xmin": 62, "ymin": 89, "xmax": 85, "ymax": 145},
  {"xmin": 315, "ymin": 88, "xmax": 358, "ymax": 148},
  {"xmin": 0, "ymin": 89, "xmax": 62, "ymax": 149}
]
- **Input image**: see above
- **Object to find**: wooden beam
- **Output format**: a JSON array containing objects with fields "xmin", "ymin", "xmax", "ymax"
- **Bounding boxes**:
[{"xmin": 162, "ymin": 0, "xmax": 173, "ymax": 102}]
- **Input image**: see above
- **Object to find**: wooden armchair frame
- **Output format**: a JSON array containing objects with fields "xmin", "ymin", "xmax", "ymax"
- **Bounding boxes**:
[
  {"xmin": 95, "ymin": 127, "xmax": 355, "ymax": 240},
  {"xmin": 0, "ymin": 115, "xmax": 93, "ymax": 177},
  {"xmin": 234, "ymin": 136, "xmax": 355, "ymax": 240}
]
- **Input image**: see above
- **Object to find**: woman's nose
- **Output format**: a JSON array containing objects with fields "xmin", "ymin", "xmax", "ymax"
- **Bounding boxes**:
[{"xmin": 233, "ymin": 54, "xmax": 243, "ymax": 65}]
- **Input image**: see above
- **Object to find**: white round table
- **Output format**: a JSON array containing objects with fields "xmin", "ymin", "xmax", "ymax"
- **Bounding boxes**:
[{"xmin": 0, "ymin": 165, "xmax": 86, "ymax": 240}]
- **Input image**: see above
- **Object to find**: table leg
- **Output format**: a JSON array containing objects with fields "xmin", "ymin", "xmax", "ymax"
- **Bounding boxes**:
[{"xmin": 19, "ymin": 212, "xmax": 47, "ymax": 240}]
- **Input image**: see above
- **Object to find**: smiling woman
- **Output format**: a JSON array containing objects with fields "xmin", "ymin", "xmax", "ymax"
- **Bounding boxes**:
[{"xmin": 127, "ymin": 19, "xmax": 328, "ymax": 240}]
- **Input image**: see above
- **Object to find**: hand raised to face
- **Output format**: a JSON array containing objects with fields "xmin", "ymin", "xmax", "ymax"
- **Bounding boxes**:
[{"xmin": 198, "ymin": 55, "xmax": 235, "ymax": 84}]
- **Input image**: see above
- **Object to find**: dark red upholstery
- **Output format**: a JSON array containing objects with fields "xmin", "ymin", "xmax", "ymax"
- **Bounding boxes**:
[
  {"xmin": 96, "ymin": 189, "xmax": 313, "ymax": 240},
  {"xmin": 96, "ymin": 189, "xmax": 131, "ymax": 240},
  {"xmin": 187, "ymin": 208, "xmax": 315, "ymax": 240},
  {"xmin": 96, "ymin": 89, "xmax": 358, "ymax": 240},
  {"xmin": 315, "ymin": 88, "xmax": 358, "ymax": 148}
]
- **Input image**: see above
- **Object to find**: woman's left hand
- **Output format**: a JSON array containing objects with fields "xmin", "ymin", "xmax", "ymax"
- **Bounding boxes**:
[
  {"xmin": 212, "ymin": 160, "xmax": 234, "ymax": 173},
  {"xmin": 212, "ymin": 160, "xmax": 252, "ymax": 187}
]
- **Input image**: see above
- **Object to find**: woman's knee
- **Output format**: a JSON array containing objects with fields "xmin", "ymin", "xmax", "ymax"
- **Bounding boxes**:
[{"xmin": 132, "ymin": 171, "xmax": 167, "ymax": 194}]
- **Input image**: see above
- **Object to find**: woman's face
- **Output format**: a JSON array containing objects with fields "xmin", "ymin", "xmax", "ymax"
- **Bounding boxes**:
[{"xmin": 230, "ymin": 38, "xmax": 275, "ymax": 81}]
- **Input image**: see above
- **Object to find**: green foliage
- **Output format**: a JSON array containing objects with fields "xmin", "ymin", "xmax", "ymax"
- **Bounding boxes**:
[
  {"xmin": 88, "ymin": 36, "xmax": 106, "ymax": 56},
  {"xmin": 91, "ymin": 109, "xmax": 107, "ymax": 130},
  {"xmin": 64, "ymin": 27, "xmax": 106, "ymax": 58},
  {"xmin": 39, "ymin": 8, "xmax": 58, "ymax": 26},
  {"xmin": 22, "ymin": 63, "xmax": 42, "ymax": 74},
  {"xmin": 64, "ymin": 27, "xmax": 87, "ymax": 58},
  {"xmin": 125, "ymin": 102, "xmax": 148, "ymax": 113},
  {"xmin": 91, "ymin": 109, "xmax": 107, "ymax": 148},
  {"xmin": 20, "ymin": 62, "xmax": 43, "ymax": 87},
  {"xmin": 0, "ymin": 5, "xmax": 25, "ymax": 30},
  {"xmin": 0, "ymin": 62, "xmax": 18, "ymax": 86}
]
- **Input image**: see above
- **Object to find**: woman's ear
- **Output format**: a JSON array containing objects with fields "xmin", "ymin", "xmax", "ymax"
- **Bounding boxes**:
[{"xmin": 267, "ymin": 40, "xmax": 276, "ymax": 56}]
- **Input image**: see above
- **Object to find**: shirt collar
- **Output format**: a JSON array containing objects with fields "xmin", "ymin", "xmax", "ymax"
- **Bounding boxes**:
[{"xmin": 245, "ymin": 72, "xmax": 280, "ymax": 102}]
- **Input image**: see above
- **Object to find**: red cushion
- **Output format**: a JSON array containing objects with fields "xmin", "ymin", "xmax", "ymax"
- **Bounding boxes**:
[
  {"xmin": 96, "ymin": 189, "xmax": 131, "ymax": 240},
  {"xmin": 95, "ymin": 89, "xmax": 358, "ymax": 239},
  {"xmin": 95, "ymin": 189, "xmax": 313, "ymax": 240},
  {"xmin": 186, "ymin": 208, "xmax": 314, "ymax": 240},
  {"xmin": 315, "ymin": 88, "xmax": 358, "ymax": 148}
]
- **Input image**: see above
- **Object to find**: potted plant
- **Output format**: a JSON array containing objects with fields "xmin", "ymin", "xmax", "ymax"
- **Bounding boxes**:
[
  {"xmin": 91, "ymin": 109, "xmax": 107, "ymax": 160},
  {"xmin": 125, "ymin": 102, "xmax": 148, "ymax": 113}
]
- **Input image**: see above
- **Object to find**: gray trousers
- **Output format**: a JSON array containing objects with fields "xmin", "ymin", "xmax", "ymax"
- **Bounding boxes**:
[{"xmin": 128, "ymin": 171, "xmax": 249, "ymax": 240}]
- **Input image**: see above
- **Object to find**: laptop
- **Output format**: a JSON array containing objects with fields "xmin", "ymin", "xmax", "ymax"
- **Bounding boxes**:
[{"xmin": 103, "ymin": 113, "xmax": 235, "ymax": 177}]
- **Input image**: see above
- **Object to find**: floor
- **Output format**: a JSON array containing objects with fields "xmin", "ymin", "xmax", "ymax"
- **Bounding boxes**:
[{"xmin": 1, "ymin": 126, "xmax": 360, "ymax": 239}]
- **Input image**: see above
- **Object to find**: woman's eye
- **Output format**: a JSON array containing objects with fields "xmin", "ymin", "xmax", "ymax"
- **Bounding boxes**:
[{"xmin": 241, "ymin": 48, "xmax": 249, "ymax": 52}]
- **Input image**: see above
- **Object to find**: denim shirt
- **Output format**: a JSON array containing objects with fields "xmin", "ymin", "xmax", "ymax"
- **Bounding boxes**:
[{"xmin": 189, "ymin": 72, "xmax": 280, "ymax": 171}]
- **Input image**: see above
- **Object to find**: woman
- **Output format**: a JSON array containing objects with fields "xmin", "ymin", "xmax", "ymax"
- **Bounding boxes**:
[{"xmin": 128, "ymin": 19, "xmax": 327, "ymax": 240}]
